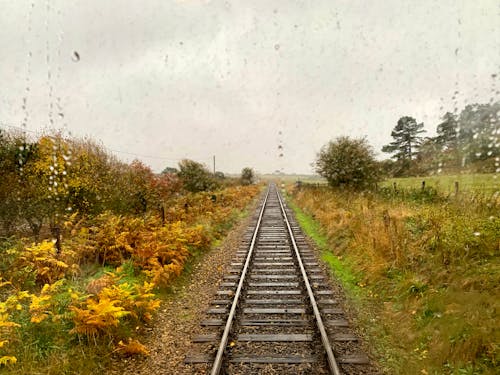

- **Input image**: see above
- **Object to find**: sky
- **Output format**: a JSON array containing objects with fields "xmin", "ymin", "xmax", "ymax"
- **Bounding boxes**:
[{"xmin": 0, "ymin": 0, "xmax": 499, "ymax": 174}]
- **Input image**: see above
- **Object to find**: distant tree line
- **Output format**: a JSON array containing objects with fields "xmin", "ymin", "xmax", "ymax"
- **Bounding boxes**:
[
  {"xmin": 315, "ymin": 101, "xmax": 499, "ymax": 189},
  {"xmin": 381, "ymin": 101, "xmax": 499, "ymax": 176}
]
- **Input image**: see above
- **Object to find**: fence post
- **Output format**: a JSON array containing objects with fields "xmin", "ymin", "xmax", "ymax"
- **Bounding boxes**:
[
  {"xmin": 421, "ymin": 180, "xmax": 426, "ymax": 191},
  {"xmin": 54, "ymin": 226, "xmax": 61, "ymax": 255},
  {"xmin": 454, "ymin": 181, "xmax": 459, "ymax": 195},
  {"xmin": 160, "ymin": 204, "xmax": 165, "ymax": 225}
]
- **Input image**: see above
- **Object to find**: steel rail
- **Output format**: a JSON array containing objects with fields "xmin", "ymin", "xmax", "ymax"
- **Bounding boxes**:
[
  {"xmin": 276, "ymin": 187, "xmax": 341, "ymax": 375},
  {"xmin": 210, "ymin": 187, "xmax": 270, "ymax": 375}
]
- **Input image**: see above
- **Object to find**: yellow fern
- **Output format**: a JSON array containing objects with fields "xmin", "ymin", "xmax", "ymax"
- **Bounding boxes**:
[
  {"xmin": 116, "ymin": 338, "xmax": 149, "ymax": 356},
  {"xmin": 29, "ymin": 280, "xmax": 65, "ymax": 324},
  {"xmin": 0, "ymin": 355, "xmax": 17, "ymax": 366},
  {"xmin": 70, "ymin": 295, "xmax": 130, "ymax": 337}
]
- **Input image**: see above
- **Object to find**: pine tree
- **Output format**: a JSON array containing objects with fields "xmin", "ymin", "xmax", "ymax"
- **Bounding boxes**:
[
  {"xmin": 382, "ymin": 116, "xmax": 426, "ymax": 162},
  {"xmin": 436, "ymin": 112, "xmax": 458, "ymax": 149}
]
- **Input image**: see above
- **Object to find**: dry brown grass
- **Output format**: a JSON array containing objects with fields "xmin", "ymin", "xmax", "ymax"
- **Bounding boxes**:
[{"xmin": 291, "ymin": 185, "xmax": 499, "ymax": 374}]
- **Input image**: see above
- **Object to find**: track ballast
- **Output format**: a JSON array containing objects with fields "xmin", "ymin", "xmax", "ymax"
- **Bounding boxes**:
[{"xmin": 185, "ymin": 184, "xmax": 376, "ymax": 374}]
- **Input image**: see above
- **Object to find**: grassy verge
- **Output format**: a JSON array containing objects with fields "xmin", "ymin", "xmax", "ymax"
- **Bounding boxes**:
[
  {"xmin": 288, "ymin": 185, "xmax": 499, "ymax": 375},
  {"xmin": 287, "ymin": 199, "xmax": 362, "ymax": 294}
]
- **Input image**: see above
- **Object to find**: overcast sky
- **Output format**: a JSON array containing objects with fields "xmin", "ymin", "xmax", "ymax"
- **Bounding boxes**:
[{"xmin": 1, "ymin": 0, "xmax": 499, "ymax": 174}]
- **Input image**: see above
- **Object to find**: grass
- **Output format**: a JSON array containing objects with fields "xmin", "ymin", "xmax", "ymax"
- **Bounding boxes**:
[
  {"xmin": 288, "ymin": 182, "xmax": 499, "ymax": 374},
  {"xmin": 287, "ymin": 199, "xmax": 362, "ymax": 294},
  {"xmin": 381, "ymin": 173, "xmax": 499, "ymax": 194}
]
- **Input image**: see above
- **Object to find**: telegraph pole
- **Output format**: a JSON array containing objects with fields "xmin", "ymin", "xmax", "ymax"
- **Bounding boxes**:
[{"xmin": 213, "ymin": 155, "xmax": 216, "ymax": 175}]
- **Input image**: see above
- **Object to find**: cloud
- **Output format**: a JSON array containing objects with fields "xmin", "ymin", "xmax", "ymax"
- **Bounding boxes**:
[{"xmin": 1, "ymin": 0, "xmax": 498, "ymax": 174}]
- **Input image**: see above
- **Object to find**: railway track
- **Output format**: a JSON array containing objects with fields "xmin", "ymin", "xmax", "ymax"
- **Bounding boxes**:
[{"xmin": 185, "ymin": 184, "xmax": 375, "ymax": 374}]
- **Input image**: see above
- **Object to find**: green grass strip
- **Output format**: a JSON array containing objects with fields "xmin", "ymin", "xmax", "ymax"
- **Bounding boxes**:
[{"xmin": 286, "ymin": 197, "xmax": 362, "ymax": 297}]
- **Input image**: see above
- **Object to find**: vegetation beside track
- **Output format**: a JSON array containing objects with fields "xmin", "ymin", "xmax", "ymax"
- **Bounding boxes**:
[
  {"xmin": 0, "ymin": 128, "xmax": 261, "ymax": 373},
  {"xmin": 288, "ymin": 180, "xmax": 499, "ymax": 374},
  {"xmin": 0, "ymin": 185, "xmax": 259, "ymax": 374}
]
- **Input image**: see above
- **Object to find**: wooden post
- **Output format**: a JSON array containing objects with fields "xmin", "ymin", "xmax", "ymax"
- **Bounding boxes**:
[
  {"xmin": 393, "ymin": 182, "xmax": 397, "ymax": 193},
  {"xmin": 421, "ymin": 180, "xmax": 426, "ymax": 191},
  {"xmin": 54, "ymin": 226, "xmax": 61, "ymax": 255},
  {"xmin": 160, "ymin": 204, "xmax": 165, "ymax": 225},
  {"xmin": 455, "ymin": 181, "xmax": 459, "ymax": 194}
]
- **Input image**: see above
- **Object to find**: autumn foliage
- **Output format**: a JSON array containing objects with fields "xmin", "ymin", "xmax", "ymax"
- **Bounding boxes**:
[{"xmin": 0, "ymin": 128, "xmax": 260, "ymax": 368}]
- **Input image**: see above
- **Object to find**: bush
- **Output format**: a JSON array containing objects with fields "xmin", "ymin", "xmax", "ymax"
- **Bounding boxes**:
[
  {"xmin": 177, "ymin": 159, "xmax": 217, "ymax": 193},
  {"xmin": 240, "ymin": 167, "xmax": 255, "ymax": 185},
  {"xmin": 315, "ymin": 136, "xmax": 381, "ymax": 190}
]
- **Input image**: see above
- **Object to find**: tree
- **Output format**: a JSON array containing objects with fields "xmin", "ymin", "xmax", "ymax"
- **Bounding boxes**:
[
  {"xmin": 435, "ymin": 112, "xmax": 458, "ymax": 149},
  {"xmin": 0, "ymin": 129, "xmax": 22, "ymax": 235},
  {"xmin": 382, "ymin": 116, "xmax": 426, "ymax": 176},
  {"xmin": 240, "ymin": 168, "xmax": 255, "ymax": 185},
  {"xmin": 214, "ymin": 171, "xmax": 225, "ymax": 179},
  {"xmin": 162, "ymin": 166, "xmax": 178, "ymax": 175},
  {"xmin": 382, "ymin": 116, "xmax": 426, "ymax": 161},
  {"xmin": 315, "ymin": 136, "xmax": 380, "ymax": 190},
  {"xmin": 177, "ymin": 159, "xmax": 216, "ymax": 193},
  {"xmin": 457, "ymin": 102, "xmax": 500, "ymax": 164}
]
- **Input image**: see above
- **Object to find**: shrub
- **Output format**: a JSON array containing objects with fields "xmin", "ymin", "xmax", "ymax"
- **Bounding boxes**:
[
  {"xmin": 315, "ymin": 136, "xmax": 381, "ymax": 190},
  {"xmin": 177, "ymin": 159, "xmax": 217, "ymax": 193}
]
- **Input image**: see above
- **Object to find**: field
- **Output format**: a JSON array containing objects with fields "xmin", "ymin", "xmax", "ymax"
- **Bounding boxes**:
[
  {"xmin": 381, "ymin": 174, "xmax": 499, "ymax": 195},
  {"xmin": 288, "ymin": 174, "xmax": 499, "ymax": 374}
]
